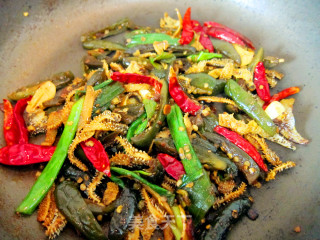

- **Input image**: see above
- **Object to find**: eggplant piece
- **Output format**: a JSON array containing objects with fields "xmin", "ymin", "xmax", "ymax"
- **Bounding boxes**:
[
  {"xmin": 108, "ymin": 188, "xmax": 137, "ymax": 240},
  {"xmin": 86, "ymin": 199, "xmax": 117, "ymax": 216},
  {"xmin": 203, "ymin": 132, "xmax": 260, "ymax": 185},
  {"xmin": 87, "ymin": 68, "xmax": 107, "ymax": 86},
  {"xmin": 187, "ymin": 73, "xmax": 226, "ymax": 96},
  {"xmin": 55, "ymin": 181, "xmax": 107, "ymax": 240},
  {"xmin": 43, "ymin": 77, "xmax": 86, "ymax": 108},
  {"xmin": 8, "ymin": 71, "xmax": 74, "ymax": 101},
  {"xmin": 92, "ymin": 81, "xmax": 125, "ymax": 116},
  {"xmin": 192, "ymin": 137, "xmax": 227, "ymax": 171},
  {"xmin": 202, "ymin": 198, "xmax": 251, "ymax": 240},
  {"xmin": 167, "ymin": 45, "xmax": 196, "ymax": 57},
  {"xmin": 113, "ymin": 103, "xmax": 145, "ymax": 125},
  {"xmin": 199, "ymin": 112, "xmax": 219, "ymax": 133},
  {"xmin": 153, "ymin": 137, "xmax": 179, "ymax": 158},
  {"xmin": 124, "ymin": 44, "xmax": 155, "ymax": 54}
]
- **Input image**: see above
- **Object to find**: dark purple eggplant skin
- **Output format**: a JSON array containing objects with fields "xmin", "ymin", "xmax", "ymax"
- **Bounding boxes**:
[
  {"xmin": 108, "ymin": 188, "xmax": 137, "ymax": 240},
  {"xmin": 201, "ymin": 198, "xmax": 251, "ymax": 240}
]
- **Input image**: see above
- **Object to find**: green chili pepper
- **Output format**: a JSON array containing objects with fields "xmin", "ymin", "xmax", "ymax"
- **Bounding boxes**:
[
  {"xmin": 247, "ymin": 47, "xmax": 264, "ymax": 72},
  {"xmin": 109, "ymin": 175, "xmax": 125, "ymax": 188},
  {"xmin": 150, "ymin": 52, "xmax": 176, "ymax": 69},
  {"xmin": 8, "ymin": 71, "xmax": 74, "ymax": 101},
  {"xmin": 199, "ymin": 111, "xmax": 219, "ymax": 133},
  {"xmin": 127, "ymin": 33, "xmax": 179, "ymax": 48},
  {"xmin": 111, "ymin": 167, "xmax": 175, "ymax": 204},
  {"xmin": 86, "ymin": 69, "xmax": 107, "ymax": 86},
  {"xmin": 188, "ymin": 51, "xmax": 223, "ymax": 62},
  {"xmin": 187, "ymin": 73, "xmax": 226, "ymax": 96},
  {"xmin": 125, "ymin": 28, "xmax": 151, "ymax": 39},
  {"xmin": 210, "ymin": 39, "xmax": 241, "ymax": 64},
  {"xmin": 172, "ymin": 205, "xmax": 183, "ymax": 232},
  {"xmin": 92, "ymin": 82, "xmax": 124, "ymax": 116},
  {"xmin": 127, "ymin": 112, "xmax": 147, "ymax": 141},
  {"xmin": 192, "ymin": 137, "xmax": 228, "ymax": 171},
  {"xmin": 131, "ymin": 78, "xmax": 168, "ymax": 148},
  {"xmin": 55, "ymin": 181, "xmax": 107, "ymax": 240},
  {"xmin": 167, "ymin": 45, "xmax": 197, "ymax": 57},
  {"xmin": 143, "ymin": 99, "xmax": 157, "ymax": 120},
  {"xmin": 134, "ymin": 119, "xmax": 148, "ymax": 135},
  {"xmin": 83, "ymin": 40, "xmax": 127, "ymax": 51},
  {"xmin": 16, "ymin": 97, "xmax": 84, "ymax": 215},
  {"xmin": 225, "ymin": 80, "xmax": 277, "ymax": 136},
  {"xmin": 81, "ymin": 18, "xmax": 133, "ymax": 42},
  {"xmin": 167, "ymin": 104, "xmax": 215, "ymax": 224}
]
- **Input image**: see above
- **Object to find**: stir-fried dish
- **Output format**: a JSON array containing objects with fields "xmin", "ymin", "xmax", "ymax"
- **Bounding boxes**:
[{"xmin": 0, "ymin": 8, "xmax": 308, "ymax": 240}]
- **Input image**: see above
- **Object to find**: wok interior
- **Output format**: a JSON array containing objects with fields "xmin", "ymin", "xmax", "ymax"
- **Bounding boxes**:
[{"xmin": 0, "ymin": 0, "xmax": 319, "ymax": 239}]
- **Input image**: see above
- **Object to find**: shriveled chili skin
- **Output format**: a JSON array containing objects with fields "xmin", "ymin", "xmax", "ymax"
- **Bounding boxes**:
[
  {"xmin": 263, "ymin": 86, "xmax": 300, "ymax": 109},
  {"xmin": 191, "ymin": 20, "xmax": 214, "ymax": 52},
  {"xmin": 55, "ymin": 181, "xmax": 107, "ymax": 240},
  {"xmin": 214, "ymin": 126, "xmax": 268, "ymax": 172},
  {"xmin": 157, "ymin": 153, "xmax": 186, "ymax": 180},
  {"xmin": 204, "ymin": 21, "xmax": 255, "ymax": 49},
  {"xmin": 169, "ymin": 69, "xmax": 201, "ymax": 115},
  {"xmin": 111, "ymin": 72, "xmax": 162, "ymax": 96},
  {"xmin": 179, "ymin": 7, "xmax": 194, "ymax": 45},
  {"xmin": 0, "ymin": 144, "xmax": 55, "ymax": 166},
  {"xmin": 3, "ymin": 99, "xmax": 18, "ymax": 146},
  {"xmin": 225, "ymin": 79, "xmax": 277, "ymax": 137},
  {"xmin": 206, "ymin": 27, "xmax": 246, "ymax": 46},
  {"xmin": 80, "ymin": 137, "xmax": 111, "ymax": 177},
  {"xmin": 254, "ymin": 62, "xmax": 271, "ymax": 102},
  {"xmin": 203, "ymin": 132, "xmax": 260, "ymax": 185},
  {"xmin": 14, "ymin": 97, "xmax": 32, "ymax": 144}
]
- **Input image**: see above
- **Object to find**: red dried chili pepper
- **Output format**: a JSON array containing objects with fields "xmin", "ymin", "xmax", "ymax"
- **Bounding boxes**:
[
  {"xmin": 2, "ymin": 97, "xmax": 31, "ymax": 146},
  {"xmin": 0, "ymin": 143, "xmax": 56, "ymax": 166},
  {"xmin": 263, "ymin": 86, "xmax": 300, "ymax": 109},
  {"xmin": 168, "ymin": 69, "xmax": 201, "ymax": 115},
  {"xmin": 157, "ymin": 153, "xmax": 185, "ymax": 180},
  {"xmin": 3, "ymin": 99, "xmax": 18, "ymax": 146},
  {"xmin": 179, "ymin": 7, "xmax": 194, "ymax": 45},
  {"xmin": 214, "ymin": 126, "xmax": 268, "ymax": 172},
  {"xmin": 13, "ymin": 96, "xmax": 32, "ymax": 144},
  {"xmin": 191, "ymin": 20, "xmax": 214, "ymax": 52},
  {"xmin": 205, "ymin": 27, "xmax": 246, "ymax": 47},
  {"xmin": 80, "ymin": 137, "xmax": 111, "ymax": 177},
  {"xmin": 254, "ymin": 62, "xmax": 271, "ymax": 102},
  {"xmin": 111, "ymin": 72, "xmax": 162, "ymax": 96},
  {"xmin": 204, "ymin": 21, "xmax": 255, "ymax": 49}
]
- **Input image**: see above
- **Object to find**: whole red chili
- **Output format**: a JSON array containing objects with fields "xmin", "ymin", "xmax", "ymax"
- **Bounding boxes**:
[
  {"xmin": 214, "ymin": 126, "xmax": 268, "ymax": 172},
  {"xmin": 80, "ymin": 137, "xmax": 111, "ymax": 177},
  {"xmin": 204, "ymin": 21, "xmax": 255, "ymax": 49},
  {"xmin": 3, "ymin": 99, "xmax": 18, "ymax": 146},
  {"xmin": 157, "ymin": 153, "xmax": 185, "ymax": 180},
  {"xmin": 263, "ymin": 86, "xmax": 300, "ymax": 109},
  {"xmin": 179, "ymin": 7, "xmax": 194, "ymax": 45},
  {"xmin": 0, "ymin": 143, "xmax": 56, "ymax": 166},
  {"xmin": 111, "ymin": 72, "xmax": 162, "ymax": 96},
  {"xmin": 205, "ymin": 27, "xmax": 246, "ymax": 46},
  {"xmin": 254, "ymin": 62, "xmax": 271, "ymax": 102},
  {"xmin": 13, "ymin": 96, "xmax": 32, "ymax": 144},
  {"xmin": 169, "ymin": 69, "xmax": 201, "ymax": 115},
  {"xmin": 191, "ymin": 20, "xmax": 214, "ymax": 52}
]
